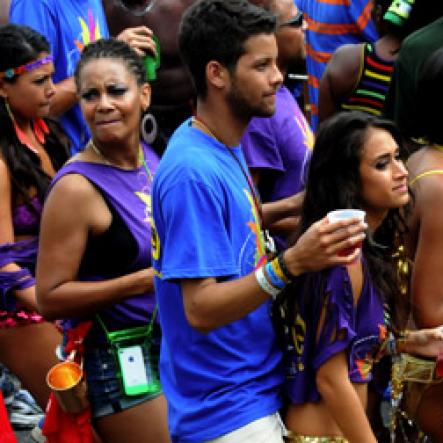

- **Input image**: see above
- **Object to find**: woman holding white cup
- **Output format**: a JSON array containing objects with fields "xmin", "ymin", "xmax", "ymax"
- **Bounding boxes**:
[{"xmin": 273, "ymin": 112, "xmax": 443, "ymax": 443}]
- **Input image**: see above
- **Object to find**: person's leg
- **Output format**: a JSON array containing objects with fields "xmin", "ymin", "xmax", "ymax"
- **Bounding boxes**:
[
  {"xmin": 0, "ymin": 322, "xmax": 60, "ymax": 409},
  {"xmin": 94, "ymin": 395, "xmax": 170, "ymax": 443}
]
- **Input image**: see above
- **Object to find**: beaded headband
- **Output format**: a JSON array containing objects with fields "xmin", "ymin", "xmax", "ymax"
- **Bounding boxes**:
[{"xmin": 0, "ymin": 54, "xmax": 53, "ymax": 79}]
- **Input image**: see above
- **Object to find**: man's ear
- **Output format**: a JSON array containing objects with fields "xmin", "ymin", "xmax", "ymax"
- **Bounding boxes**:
[{"xmin": 205, "ymin": 60, "xmax": 230, "ymax": 91}]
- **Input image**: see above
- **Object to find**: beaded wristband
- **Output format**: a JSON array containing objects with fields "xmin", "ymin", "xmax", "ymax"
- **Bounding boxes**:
[
  {"xmin": 264, "ymin": 262, "xmax": 286, "ymax": 289},
  {"xmin": 255, "ymin": 266, "xmax": 281, "ymax": 300},
  {"xmin": 277, "ymin": 252, "xmax": 295, "ymax": 282}
]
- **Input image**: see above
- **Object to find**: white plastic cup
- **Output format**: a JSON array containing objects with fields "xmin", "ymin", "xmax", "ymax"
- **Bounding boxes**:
[
  {"xmin": 327, "ymin": 209, "xmax": 366, "ymax": 223},
  {"xmin": 326, "ymin": 209, "xmax": 366, "ymax": 258}
]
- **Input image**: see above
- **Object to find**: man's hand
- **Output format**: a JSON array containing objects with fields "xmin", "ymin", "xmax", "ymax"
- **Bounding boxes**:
[
  {"xmin": 117, "ymin": 26, "xmax": 157, "ymax": 57},
  {"xmin": 283, "ymin": 215, "xmax": 367, "ymax": 276}
]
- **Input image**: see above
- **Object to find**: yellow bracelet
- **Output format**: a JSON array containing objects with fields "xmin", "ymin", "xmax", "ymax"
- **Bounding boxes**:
[{"xmin": 271, "ymin": 256, "xmax": 290, "ymax": 284}]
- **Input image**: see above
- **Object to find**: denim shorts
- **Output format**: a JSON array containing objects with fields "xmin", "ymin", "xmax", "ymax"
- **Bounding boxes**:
[{"xmin": 84, "ymin": 342, "xmax": 162, "ymax": 418}]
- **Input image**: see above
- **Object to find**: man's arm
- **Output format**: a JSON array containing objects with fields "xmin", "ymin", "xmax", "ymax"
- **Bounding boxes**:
[{"xmin": 182, "ymin": 216, "xmax": 367, "ymax": 332}]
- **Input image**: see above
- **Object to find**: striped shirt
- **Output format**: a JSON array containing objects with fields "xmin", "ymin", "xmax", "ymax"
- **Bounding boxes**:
[
  {"xmin": 295, "ymin": 0, "xmax": 378, "ymax": 130},
  {"xmin": 341, "ymin": 43, "xmax": 394, "ymax": 116}
]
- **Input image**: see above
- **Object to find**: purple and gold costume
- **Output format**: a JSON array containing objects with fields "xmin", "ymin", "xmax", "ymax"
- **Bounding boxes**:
[{"xmin": 285, "ymin": 264, "xmax": 387, "ymax": 404}]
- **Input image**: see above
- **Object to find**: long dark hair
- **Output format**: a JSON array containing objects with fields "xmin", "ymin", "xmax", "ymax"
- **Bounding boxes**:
[
  {"xmin": 275, "ymin": 111, "xmax": 409, "ymax": 339},
  {"xmin": 0, "ymin": 24, "xmax": 69, "ymax": 209}
]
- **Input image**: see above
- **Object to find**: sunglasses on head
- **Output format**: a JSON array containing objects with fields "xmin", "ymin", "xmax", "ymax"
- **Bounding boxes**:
[{"xmin": 279, "ymin": 10, "xmax": 304, "ymax": 28}]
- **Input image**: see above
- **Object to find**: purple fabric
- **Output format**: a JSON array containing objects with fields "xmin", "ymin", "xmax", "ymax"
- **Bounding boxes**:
[
  {"xmin": 285, "ymin": 264, "xmax": 386, "ymax": 404},
  {"xmin": 241, "ymin": 86, "xmax": 313, "ymax": 202},
  {"xmin": 12, "ymin": 196, "xmax": 42, "ymax": 236},
  {"xmin": 0, "ymin": 269, "xmax": 35, "ymax": 310},
  {"xmin": 0, "ymin": 238, "xmax": 38, "ymax": 311},
  {"xmin": 0, "ymin": 238, "xmax": 38, "ymax": 268},
  {"xmin": 51, "ymin": 143, "xmax": 159, "ymax": 339}
]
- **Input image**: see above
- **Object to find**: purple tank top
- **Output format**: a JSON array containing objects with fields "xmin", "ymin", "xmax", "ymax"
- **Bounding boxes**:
[
  {"xmin": 51, "ymin": 143, "xmax": 159, "ymax": 339},
  {"xmin": 285, "ymin": 263, "xmax": 386, "ymax": 404}
]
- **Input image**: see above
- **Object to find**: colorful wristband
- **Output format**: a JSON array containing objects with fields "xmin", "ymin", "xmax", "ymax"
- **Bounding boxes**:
[
  {"xmin": 264, "ymin": 262, "xmax": 286, "ymax": 289},
  {"xmin": 277, "ymin": 252, "xmax": 295, "ymax": 282},
  {"xmin": 270, "ymin": 256, "xmax": 290, "ymax": 284},
  {"xmin": 255, "ymin": 266, "xmax": 281, "ymax": 300}
]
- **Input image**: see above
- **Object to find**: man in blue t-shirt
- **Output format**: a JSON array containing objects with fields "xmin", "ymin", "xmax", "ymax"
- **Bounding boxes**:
[
  {"xmin": 10, "ymin": 0, "xmax": 157, "ymax": 154},
  {"xmin": 152, "ymin": 1, "xmax": 367, "ymax": 441}
]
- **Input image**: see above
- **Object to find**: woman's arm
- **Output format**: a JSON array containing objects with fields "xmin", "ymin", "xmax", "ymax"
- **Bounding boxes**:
[
  {"xmin": 319, "ymin": 44, "xmax": 362, "ymax": 124},
  {"xmin": 409, "ymin": 175, "xmax": 443, "ymax": 328},
  {"xmin": 0, "ymin": 159, "xmax": 38, "ymax": 310},
  {"xmin": 36, "ymin": 173, "xmax": 154, "ymax": 320},
  {"xmin": 316, "ymin": 351, "xmax": 377, "ymax": 443},
  {"xmin": 396, "ymin": 327, "xmax": 443, "ymax": 357}
]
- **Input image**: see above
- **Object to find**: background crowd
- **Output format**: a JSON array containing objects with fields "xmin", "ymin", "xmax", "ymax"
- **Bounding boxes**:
[{"xmin": 1, "ymin": 1, "xmax": 443, "ymax": 443}]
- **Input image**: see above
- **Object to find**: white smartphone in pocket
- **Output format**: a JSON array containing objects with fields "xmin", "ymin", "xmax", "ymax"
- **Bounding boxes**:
[{"xmin": 117, "ymin": 345, "xmax": 149, "ymax": 396}]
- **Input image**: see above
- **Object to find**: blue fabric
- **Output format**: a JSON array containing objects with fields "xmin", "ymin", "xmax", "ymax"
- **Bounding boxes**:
[
  {"xmin": 296, "ymin": 0, "xmax": 378, "ymax": 130},
  {"xmin": 10, "ymin": 0, "xmax": 109, "ymax": 154},
  {"xmin": 152, "ymin": 119, "xmax": 283, "ymax": 442}
]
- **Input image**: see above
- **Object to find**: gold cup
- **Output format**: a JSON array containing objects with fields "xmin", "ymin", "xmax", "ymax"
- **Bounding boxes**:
[{"xmin": 46, "ymin": 361, "xmax": 89, "ymax": 413}]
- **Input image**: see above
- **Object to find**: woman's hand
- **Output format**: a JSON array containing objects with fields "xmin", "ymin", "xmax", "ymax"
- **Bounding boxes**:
[{"xmin": 400, "ymin": 327, "xmax": 443, "ymax": 357}]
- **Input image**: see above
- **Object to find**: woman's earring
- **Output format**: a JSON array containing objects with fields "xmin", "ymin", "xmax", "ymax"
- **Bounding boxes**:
[
  {"xmin": 4, "ymin": 99, "xmax": 15, "ymax": 123},
  {"xmin": 141, "ymin": 112, "xmax": 158, "ymax": 145}
]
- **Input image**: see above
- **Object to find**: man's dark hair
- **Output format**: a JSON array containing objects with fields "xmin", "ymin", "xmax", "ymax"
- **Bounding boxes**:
[{"xmin": 178, "ymin": 0, "xmax": 276, "ymax": 98}]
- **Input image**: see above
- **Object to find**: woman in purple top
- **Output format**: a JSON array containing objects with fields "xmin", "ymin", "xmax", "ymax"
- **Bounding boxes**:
[
  {"xmin": 37, "ymin": 39, "xmax": 169, "ymax": 442},
  {"xmin": 0, "ymin": 24, "xmax": 69, "ymax": 408},
  {"xmin": 274, "ymin": 111, "xmax": 443, "ymax": 442}
]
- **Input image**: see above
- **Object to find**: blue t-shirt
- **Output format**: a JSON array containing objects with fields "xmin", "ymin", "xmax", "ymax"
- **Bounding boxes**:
[
  {"xmin": 10, "ymin": 0, "xmax": 109, "ymax": 154},
  {"xmin": 152, "ymin": 119, "xmax": 283, "ymax": 442}
]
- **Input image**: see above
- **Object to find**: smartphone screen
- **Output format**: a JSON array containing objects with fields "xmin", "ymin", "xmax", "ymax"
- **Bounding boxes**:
[{"xmin": 117, "ymin": 345, "xmax": 150, "ymax": 396}]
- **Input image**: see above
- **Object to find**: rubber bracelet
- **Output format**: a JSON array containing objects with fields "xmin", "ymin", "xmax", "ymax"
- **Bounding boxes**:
[
  {"xmin": 255, "ymin": 266, "xmax": 281, "ymax": 300},
  {"xmin": 264, "ymin": 262, "xmax": 286, "ymax": 289},
  {"xmin": 270, "ymin": 257, "xmax": 290, "ymax": 284},
  {"xmin": 277, "ymin": 252, "xmax": 295, "ymax": 282}
]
